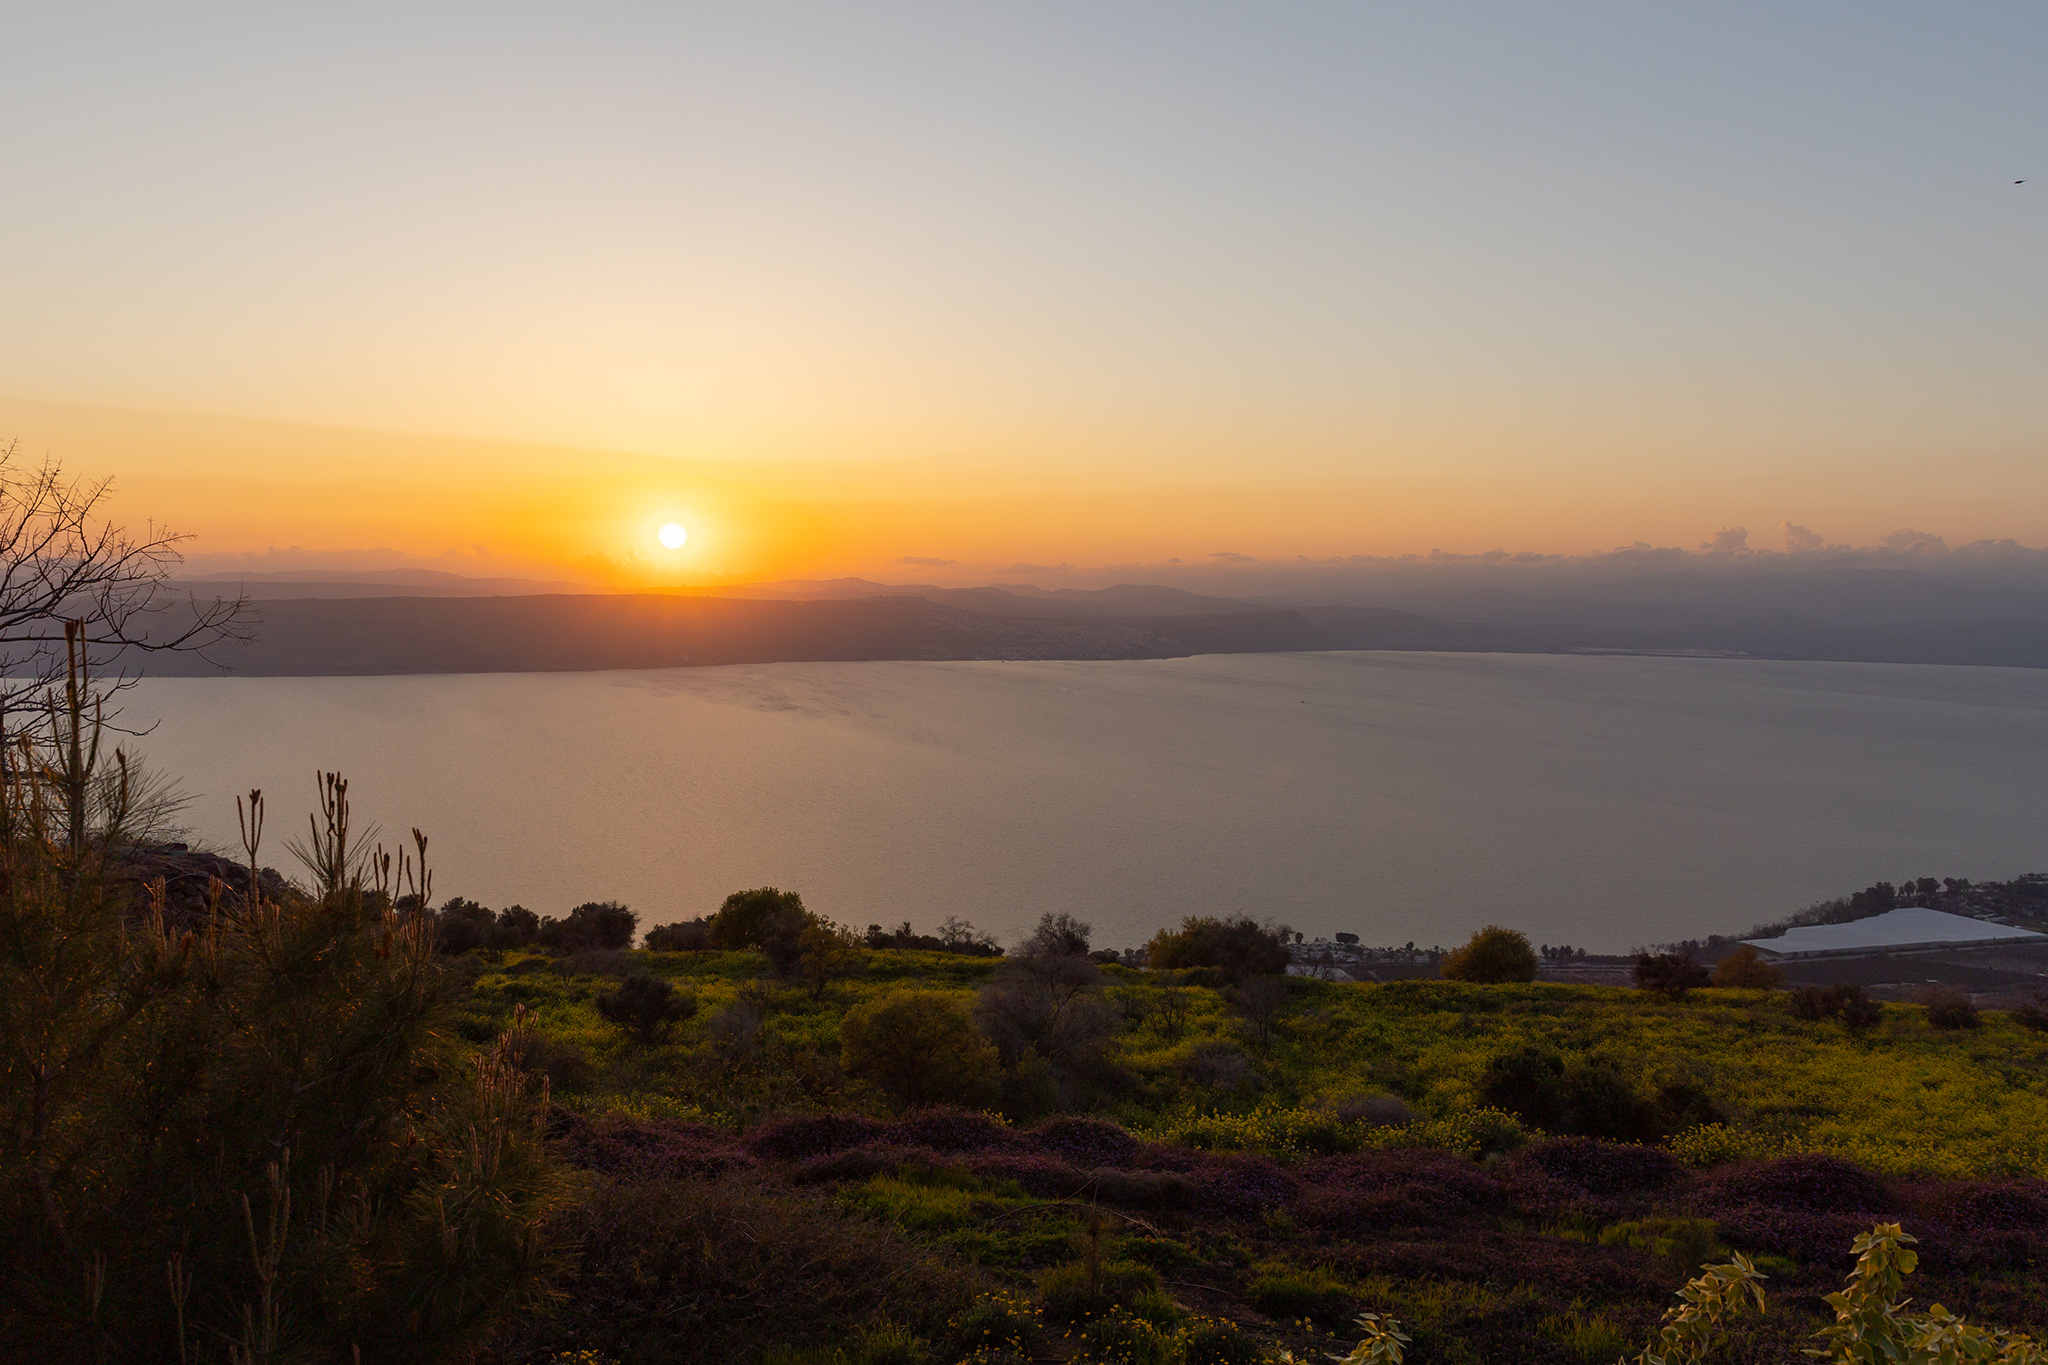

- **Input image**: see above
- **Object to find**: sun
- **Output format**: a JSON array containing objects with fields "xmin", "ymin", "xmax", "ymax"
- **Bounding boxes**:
[{"xmin": 657, "ymin": 522, "xmax": 688, "ymax": 550}]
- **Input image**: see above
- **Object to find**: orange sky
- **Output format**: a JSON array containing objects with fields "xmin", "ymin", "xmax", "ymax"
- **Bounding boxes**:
[
  {"xmin": 3, "ymin": 8, "xmax": 2044, "ymax": 583},
  {"xmin": 5, "ymin": 395, "xmax": 2045, "ymax": 587}
]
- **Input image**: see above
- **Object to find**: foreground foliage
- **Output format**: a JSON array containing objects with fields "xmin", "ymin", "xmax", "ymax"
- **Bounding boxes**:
[{"xmin": 0, "ymin": 743, "xmax": 559, "ymax": 1361}]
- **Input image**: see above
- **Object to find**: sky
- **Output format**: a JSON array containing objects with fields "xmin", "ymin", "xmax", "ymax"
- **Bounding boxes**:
[{"xmin": 2, "ymin": 3, "xmax": 2044, "ymax": 585}]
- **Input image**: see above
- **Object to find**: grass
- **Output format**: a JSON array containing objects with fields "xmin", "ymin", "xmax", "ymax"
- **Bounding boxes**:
[
  {"xmin": 474, "ymin": 951, "xmax": 2048, "ymax": 1177},
  {"xmin": 471, "ymin": 946, "xmax": 2048, "ymax": 1362}
]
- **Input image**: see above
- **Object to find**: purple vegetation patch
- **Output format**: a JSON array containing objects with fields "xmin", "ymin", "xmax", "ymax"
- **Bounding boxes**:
[
  {"xmin": 889, "ymin": 1107, "xmax": 1020, "ymax": 1153},
  {"xmin": 746, "ymin": 1113, "xmax": 890, "ymax": 1161},
  {"xmin": 550, "ymin": 1110, "xmax": 752, "ymax": 1179},
  {"xmin": 1503, "ymin": 1137, "xmax": 1686, "ymax": 1202},
  {"xmin": 1027, "ymin": 1116, "xmax": 1143, "ymax": 1168},
  {"xmin": 965, "ymin": 1151, "xmax": 1090, "ymax": 1199},
  {"xmin": 1696, "ymin": 1155, "xmax": 1895, "ymax": 1216},
  {"xmin": 788, "ymin": 1144, "xmax": 953, "ymax": 1186},
  {"xmin": 1185, "ymin": 1152, "xmax": 1295, "ymax": 1217},
  {"xmin": 1295, "ymin": 1148, "xmax": 1505, "ymax": 1229},
  {"xmin": 1899, "ymin": 1179, "xmax": 2048, "ymax": 1271},
  {"xmin": 1917, "ymin": 1179, "xmax": 2048, "ymax": 1234}
]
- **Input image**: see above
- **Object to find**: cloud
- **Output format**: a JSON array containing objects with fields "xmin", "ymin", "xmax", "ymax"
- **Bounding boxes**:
[
  {"xmin": 896, "ymin": 555, "xmax": 957, "ymax": 567},
  {"xmin": 1782, "ymin": 522, "xmax": 1823, "ymax": 553},
  {"xmin": 1882, "ymin": 528, "xmax": 1948, "ymax": 553},
  {"xmin": 1005, "ymin": 562, "xmax": 1076, "ymax": 574},
  {"xmin": 1209, "ymin": 551, "xmax": 1257, "ymax": 562},
  {"xmin": 1701, "ymin": 526, "xmax": 1750, "ymax": 553}
]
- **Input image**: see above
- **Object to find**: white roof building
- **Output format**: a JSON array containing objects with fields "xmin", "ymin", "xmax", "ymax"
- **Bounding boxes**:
[{"xmin": 1744, "ymin": 907, "xmax": 2043, "ymax": 959}]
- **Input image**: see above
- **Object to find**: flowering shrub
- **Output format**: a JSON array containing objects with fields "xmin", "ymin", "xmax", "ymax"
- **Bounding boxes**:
[
  {"xmin": 1030, "ymin": 1115, "xmax": 1144, "ymax": 1167},
  {"xmin": 1184, "ymin": 1152, "xmax": 1296, "ymax": 1217},
  {"xmin": 748, "ymin": 1112, "xmax": 891, "ymax": 1160},
  {"xmin": 551, "ymin": 1109, "xmax": 752, "ymax": 1179},
  {"xmin": 1697, "ymin": 1154, "xmax": 1894, "ymax": 1215},
  {"xmin": 892, "ymin": 1106, "xmax": 1019, "ymax": 1152},
  {"xmin": 1503, "ymin": 1136, "xmax": 1686, "ymax": 1202},
  {"xmin": 1295, "ymin": 1148, "xmax": 1509, "ymax": 1230}
]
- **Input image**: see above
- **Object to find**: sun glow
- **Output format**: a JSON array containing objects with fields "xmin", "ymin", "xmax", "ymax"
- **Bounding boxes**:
[{"xmin": 657, "ymin": 522, "xmax": 688, "ymax": 550}]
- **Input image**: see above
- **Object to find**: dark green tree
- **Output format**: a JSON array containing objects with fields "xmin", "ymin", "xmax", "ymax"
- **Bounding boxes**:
[
  {"xmin": 707, "ymin": 886, "xmax": 812, "ymax": 952},
  {"xmin": 535, "ymin": 899, "xmax": 638, "ymax": 953},
  {"xmin": 1440, "ymin": 925, "xmax": 1539, "ymax": 984},
  {"xmin": 841, "ymin": 990, "xmax": 1000, "ymax": 1107},
  {"xmin": 1145, "ymin": 914, "xmax": 1292, "ymax": 982},
  {"xmin": 596, "ymin": 973, "xmax": 698, "ymax": 1044},
  {"xmin": 1633, "ymin": 951, "xmax": 1712, "ymax": 1000}
]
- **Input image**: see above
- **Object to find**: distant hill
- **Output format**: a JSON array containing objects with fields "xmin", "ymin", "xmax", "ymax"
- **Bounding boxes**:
[
  {"xmin": 131, "ymin": 593, "xmax": 1326, "ymax": 676},
  {"xmin": 143, "ymin": 565, "xmax": 2048, "ymax": 674}
]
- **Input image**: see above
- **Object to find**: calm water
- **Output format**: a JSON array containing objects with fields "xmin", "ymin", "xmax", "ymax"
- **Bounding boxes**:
[{"xmin": 128, "ymin": 652, "xmax": 2048, "ymax": 953}]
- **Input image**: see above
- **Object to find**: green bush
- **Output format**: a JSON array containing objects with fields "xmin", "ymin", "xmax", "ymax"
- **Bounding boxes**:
[
  {"xmin": 1036, "ymin": 1259, "xmax": 1163, "ymax": 1325},
  {"xmin": 1145, "ymin": 914, "xmax": 1293, "ymax": 982},
  {"xmin": 595, "ymin": 972, "xmax": 698, "ymax": 1044},
  {"xmin": 949, "ymin": 1292, "xmax": 1042, "ymax": 1357},
  {"xmin": 1597, "ymin": 1218, "xmax": 1726, "ymax": 1275},
  {"xmin": 1174, "ymin": 1315, "xmax": 1267, "ymax": 1365},
  {"xmin": 841, "ymin": 989, "xmax": 1001, "ymax": 1108},
  {"xmin": 845, "ymin": 1321, "xmax": 932, "ymax": 1365},
  {"xmin": 709, "ymin": 886, "xmax": 814, "ymax": 952},
  {"xmin": 1440, "ymin": 926, "xmax": 1538, "ymax": 984},
  {"xmin": 1918, "ymin": 987, "xmax": 1981, "ymax": 1030},
  {"xmin": 0, "ymin": 771, "xmax": 562, "ymax": 1364},
  {"xmin": 1078, "ymin": 1309, "xmax": 1179, "ymax": 1365},
  {"xmin": 1710, "ymin": 944, "xmax": 1782, "ymax": 989},
  {"xmin": 1477, "ymin": 1047, "xmax": 1671, "ymax": 1142},
  {"xmin": 1247, "ymin": 1262, "xmax": 1353, "ymax": 1326},
  {"xmin": 1537, "ymin": 1309, "xmax": 1633, "ymax": 1363}
]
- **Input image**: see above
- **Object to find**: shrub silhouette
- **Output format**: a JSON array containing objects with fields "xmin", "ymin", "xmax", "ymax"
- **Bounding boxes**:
[
  {"xmin": 644, "ymin": 916, "xmax": 710, "ymax": 951},
  {"xmin": 1145, "ymin": 914, "xmax": 1292, "ymax": 981},
  {"xmin": 537, "ymin": 899, "xmax": 638, "ymax": 952},
  {"xmin": 596, "ymin": 973, "xmax": 698, "ymax": 1044},
  {"xmin": 1477, "ymin": 1047, "xmax": 1677, "ymax": 1143},
  {"xmin": 1711, "ymin": 944, "xmax": 1783, "ymax": 989},
  {"xmin": 0, "ymin": 759, "xmax": 559, "ymax": 1364},
  {"xmin": 1633, "ymin": 951, "xmax": 1712, "ymax": 999},
  {"xmin": 841, "ymin": 990, "xmax": 1000, "ymax": 1108},
  {"xmin": 1791, "ymin": 983, "xmax": 1886, "ymax": 1034},
  {"xmin": 434, "ymin": 895, "xmax": 499, "ymax": 952},
  {"xmin": 708, "ymin": 886, "xmax": 814, "ymax": 967},
  {"xmin": 1918, "ymin": 986, "xmax": 1980, "ymax": 1030},
  {"xmin": 2014, "ymin": 992, "xmax": 2048, "ymax": 1032},
  {"xmin": 1440, "ymin": 926, "xmax": 1538, "ymax": 983}
]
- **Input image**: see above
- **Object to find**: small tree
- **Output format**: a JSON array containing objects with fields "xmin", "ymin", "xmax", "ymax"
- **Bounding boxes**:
[
  {"xmin": 434, "ymin": 896, "xmax": 499, "ymax": 954},
  {"xmin": 596, "ymin": 973, "xmax": 698, "ymax": 1044},
  {"xmin": 1917, "ymin": 986, "xmax": 1980, "ymax": 1030},
  {"xmin": 1634, "ymin": 952, "xmax": 1712, "ymax": 1000},
  {"xmin": 841, "ymin": 990, "xmax": 1000, "ymax": 1107},
  {"xmin": 536, "ymin": 900, "xmax": 638, "ymax": 953},
  {"xmin": 0, "ymin": 757, "xmax": 560, "ymax": 1361},
  {"xmin": 1440, "ymin": 926, "xmax": 1538, "ymax": 984},
  {"xmin": 645, "ymin": 917, "xmax": 710, "ymax": 951},
  {"xmin": 0, "ymin": 443, "xmax": 250, "ymax": 745},
  {"xmin": 1022, "ymin": 910, "xmax": 1092, "ymax": 957},
  {"xmin": 797, "ymin": 917, "xmax": 862, "ymax": 999},
  {"xmin": 1235, "ymin": 975, "xmax": 1290, "ymax": 1049},
  {"xmin": 1711, "ymin": 944, "xmax": 1783, "ymax": 989},
  {"xmin": 708, "ymin": 886, "xmax": 812, "ymax": 950},
  {"xmin": 1145, "ymin": 914, "xmax": 1293, "ymax": 982}
]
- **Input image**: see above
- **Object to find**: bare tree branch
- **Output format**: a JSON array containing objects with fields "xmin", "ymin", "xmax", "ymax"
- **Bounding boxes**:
[{"xmin": 0, "ymin": 440, "xmax": 253, "ymax": 738}]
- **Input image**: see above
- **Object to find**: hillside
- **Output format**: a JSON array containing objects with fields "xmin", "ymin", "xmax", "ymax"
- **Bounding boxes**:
[
  {"xmin": 133, "ymin": 593, "xmax": 1326, "ymax": 676},
  {"xmin": 460, "ymin": 945, "xmax": 2048, "ymax": 1363}
]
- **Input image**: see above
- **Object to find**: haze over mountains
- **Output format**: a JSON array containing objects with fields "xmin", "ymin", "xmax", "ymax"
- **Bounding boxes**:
[{"xmin": 153, "ymin": 544, "xmax": 2048, "ymax": 675}]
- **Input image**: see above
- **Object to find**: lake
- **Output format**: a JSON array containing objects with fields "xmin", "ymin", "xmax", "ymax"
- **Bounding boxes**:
[{"xmin": 128, "ymin": 651, "xmax": 2048, "ymax": 953}]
